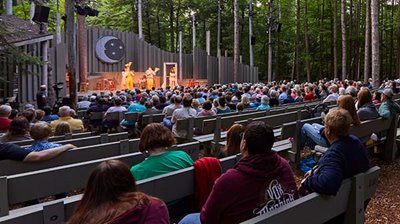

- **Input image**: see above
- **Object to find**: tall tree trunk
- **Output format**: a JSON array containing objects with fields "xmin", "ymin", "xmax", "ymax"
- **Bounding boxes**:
[
  {"xmin": 364, "ymin": 0, "xmax": 370, "ymax": 83},
  {"xmin": 65, "ymin": 0, "xmax": 77, "ymax": 109},
  {"xmin": 389, "ymin": 0, "xmax": 394, "ymax": 78},
  {"xmin": 304, "ymin": 0, "xmax": 311, "ymax": 82},
  {"xmin": 77, "ymin": 15, "xmax": 87, "ymax": 92},
  {"xmin": 319, "ymin": 0, "xmax": 325, "ymax": 78},
  {"xmin": 333, "ymin": 0, "xmax": 338, "ymax": 79},
  {"xmin": 233, "ymin": 0, "xmax": 240, "ymax": 82},
  {"xmin": 398, "ymin": 0, "xmax": 400, "ymax": 78},
  {"xmin": 295, "ymin": 0, "xmax": 301, "ymax": 81},
  {"xmin": 145, "ymin": 2, "xmax": 152, "ymax": 44},
  {"xmin": 371, "ymin": 0, "xmax": 380, "ymax": 89},
  {"xmin": 157, "ymin": 7, "xmax": 161, "ymax": 48},
  {"xmin": 341, "ymin": 0, "xmax": 347, "ymax": 80},
  {"xmin": 169, "ymin": 1, "xmax": 174, "ymax": 52},
  {"xmin": 175, "ymin": 0, "xmax": 181, "ymax": 52}
]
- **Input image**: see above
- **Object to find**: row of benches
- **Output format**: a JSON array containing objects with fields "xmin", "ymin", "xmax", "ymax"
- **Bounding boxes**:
[{"xmin": 0, "ymin": 153, "xmax": 380, "ymax": 224}]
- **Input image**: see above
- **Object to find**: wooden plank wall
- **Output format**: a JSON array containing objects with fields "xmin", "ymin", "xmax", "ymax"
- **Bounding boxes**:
[{"xmin": 47, "ymin": 26, "xmax": 259, "ymax": 99}]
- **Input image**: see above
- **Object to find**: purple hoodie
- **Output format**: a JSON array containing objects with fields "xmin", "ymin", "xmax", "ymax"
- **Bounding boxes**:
[{"xmin": 200, "ymin": 152, "xmax": 299, "ymax": 224}]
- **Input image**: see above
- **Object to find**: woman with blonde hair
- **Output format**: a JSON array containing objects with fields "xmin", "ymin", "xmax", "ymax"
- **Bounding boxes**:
[{"xmin": 68, "ymin": 160, "xmax": 169, "ymax": 224}]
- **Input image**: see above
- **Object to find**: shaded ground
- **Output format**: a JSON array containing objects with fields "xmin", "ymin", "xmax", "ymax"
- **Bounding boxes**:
[{"xmin": 292, "ymin": 153, "xmax": 400, "ymax": 224}]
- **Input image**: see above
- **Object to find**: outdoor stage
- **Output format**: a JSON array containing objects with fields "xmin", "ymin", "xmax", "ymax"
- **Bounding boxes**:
[{"xmin": 79, "ymin": 72, "xmax": 208, "ymax": 95}]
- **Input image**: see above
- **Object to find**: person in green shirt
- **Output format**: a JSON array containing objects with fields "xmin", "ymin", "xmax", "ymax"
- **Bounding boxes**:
[
  {"xmin": 131, "ymin": 123, "xmax": 193, "ymax": 181},
  {"xmin": 378, "ymin": 88, "xmax": 400, "ymax": 119}
]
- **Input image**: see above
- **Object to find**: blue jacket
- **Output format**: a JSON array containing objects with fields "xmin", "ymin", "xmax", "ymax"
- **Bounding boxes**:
[{"xmin": 302, "ymin": 135, "xmax": 369, "ymax": 195}]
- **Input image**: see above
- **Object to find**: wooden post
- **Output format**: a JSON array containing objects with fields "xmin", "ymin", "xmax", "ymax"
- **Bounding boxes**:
[
  {"xmin": 0, "ymin": 176, "xmax": 9, "ymax": 216},
  {"xmin": 77, "ymin": 15, "xmax": 88, "ymax": 92},
  {"xmin": 43, "ymin": 201, "xmax": 65, "ymax": 224},
  {"xmin": 344, "ymin": 174, "xmax": 365, "ymax": 224},
  {"xmin": 383, "ymin": 114, "xmax": 398, "ymax": 161},
  {"xmin": 65, "ymin": 0, "xmax": 77, "ymax": 109}
]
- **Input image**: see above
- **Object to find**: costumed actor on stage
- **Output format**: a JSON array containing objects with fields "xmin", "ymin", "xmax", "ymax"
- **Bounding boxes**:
[
  {"xmin": 169, "ymin": 66, "xmax": 177, "ymax": 89},
  {"xmin": 123, "ymin": 62, "xmax": 134, "ymax": 90},
  {"xmin": 145, "ymin": 67, "xmax": 159, "ymax": 90}
]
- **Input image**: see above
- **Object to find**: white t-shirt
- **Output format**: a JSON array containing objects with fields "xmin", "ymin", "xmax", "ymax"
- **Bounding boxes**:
[{"xmin": 172, "ymin": 107, "xmax": 197, "ymax": 138}]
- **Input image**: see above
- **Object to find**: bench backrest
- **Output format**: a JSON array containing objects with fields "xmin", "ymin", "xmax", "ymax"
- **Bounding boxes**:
[
  {"xmin": 9, "ymin": 132, "xmax": 93, "ymax": 146},
  {"xmin": 241, "ymin": 166, "xmax": 380, "ymax": 224},
  {"xmin": 141, "ymin": 113, "xmax": 165, "ymax": 125},
  {"xmin": 0, "ymin": 139, "xmax": 139, "ymax": 176},
  {"xmin": 0, "ymin": 142, "xmax": 201, "ymax": 216}
]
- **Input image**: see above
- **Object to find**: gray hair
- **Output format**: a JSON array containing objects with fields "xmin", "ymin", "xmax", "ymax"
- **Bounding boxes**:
[
  {"xmin": 261, "ymin": 96, "xmax": 270, "ymax": 104},
  {"xmin": 58, "ymin": 106, "xmax": 71, "ymax": 117},
  {"xmin": 0, "ymin": 105, "xmax": 12, "ymax": 117}
]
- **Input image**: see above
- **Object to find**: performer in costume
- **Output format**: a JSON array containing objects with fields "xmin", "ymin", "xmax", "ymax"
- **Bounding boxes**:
[
  {"xmin": 120, "ymin": 69, "xmax": 126, "ymax": 90},
  {"xmin": 124, "ymin": 62, "xmax": 134, "ymax": 90},
  {"xmin": 169, "ymin": 66, "xmax": 177, "ymax": 89},
  {"xmin": 145, "ymin": 67, "xmax": 159, "ymax": 90},
  {"xmin": 139, "ymin": 75, "xmax": 147, "ymax": 89}
]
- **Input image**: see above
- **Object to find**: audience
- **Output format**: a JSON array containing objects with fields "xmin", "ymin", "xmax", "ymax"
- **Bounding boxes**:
[
  {"xmin": 219, "ymin": 124, "xmax": 244, "ymax": 158},
  {"xmin": 68, "ymin": 160, "xmax": 169, "ymax": 224},
  {"xmin": 378, "ymin": 88, "xmax": 400, "ymax": 119},
  {"xmin": 54, "ymin": 122, "xmax": 72, "ymax": 136},
  {"xmin": 130, "ymin": 123, "xmax": 193, "ymax": 181},
  {"xmin": 0, "ymin": 105, "xmax": 12, "ymax": 131},
  {"xmin": 300, "ymin": 108, "xmax": 370, "ymax": 195},
  {"xmin": 0, "ymin": 142, "xmax": 75, "ymax": 162},
  {"xmin": 179, "ymin": 121, "xmax": 298, "ymax": 224},
  {"xmin": 0, "ymin": 117, "xmax": 31, "ymax": 143},
  {"xmin": 26, "ymin": 122, "xmax": 63, "ymax": 151},
  {"xmin": 42, "ymin": 106, "xmax": 59, "ymax": 122},
  {"xmin": 50, "ymin": 106, "xmax": 84, "ymax": 132},
  {"xmin": 197, "ymin": 101, "xmax": 216, "ymax": 117},
  {"xmin": 215, "ymin": 97, "xmax": 231, "ymax": 114},
  {"xmin": 172, "ymin": 95, "xmax": 197, "ymax": 138},
  {"xmin": 356, "ymin": 89, "xmax": 380, "ymax": 121}
]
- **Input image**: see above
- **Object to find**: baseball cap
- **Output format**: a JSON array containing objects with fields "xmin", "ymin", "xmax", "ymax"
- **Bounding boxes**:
[{"xmin": 379, "ymin": 88, "xmax": 394, "ymax": 98}]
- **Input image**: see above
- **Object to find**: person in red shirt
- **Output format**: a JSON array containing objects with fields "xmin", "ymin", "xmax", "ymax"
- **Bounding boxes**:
[
  {"xmin": 304, "ymin": 85, "xmax": 316, "ymax": 101},
  {"xmin": 0, "ymin": 105, "xmax": 12, "ymax": 131}
]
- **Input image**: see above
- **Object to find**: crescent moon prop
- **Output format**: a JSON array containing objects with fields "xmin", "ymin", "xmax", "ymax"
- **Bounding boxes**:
[{"xmin": 95, "ymin": 36, "xmax": 125, "ymax": 64}]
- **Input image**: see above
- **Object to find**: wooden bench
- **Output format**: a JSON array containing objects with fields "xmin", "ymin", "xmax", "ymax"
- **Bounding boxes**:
[
  {"xmin": 0, "ymin": 139, "xmax": 200, "ymax": 176},
  {"xmin": 9, "ymin": 132, "xmax": 93, "ymax": 146},
  {"xmin": 0, "ymin": 142, "xmax": 201, "ymax": 217},
  {"xmin": 19, "ymin": 132, "xmax": 129, "ymax": 148},
  {"xmin": 241, "ymin": 166, "xmax": 380, "ymax": 224}
]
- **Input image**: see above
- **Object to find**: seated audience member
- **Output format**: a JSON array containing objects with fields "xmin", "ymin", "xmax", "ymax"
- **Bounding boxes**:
[
  {"xmin": 68, "ymin": 160, "xmax": 169, "ymax": 224},
  {"xmin": 50, "ymin": 106, "xmax": 84, "ymax": 132},
  {"xmin": 282, "ymin": 89, "xmax": 295, "ymax": 104},
  {"xmin": 268, "ymin": 90, "xmax": 279, "ymax": 107},
  {"xmin": 300, "ymin": 108, "xmax": 370, "ymax": 195},
  {"xmin": 240, "ymin": 95, "xmax": 252, "ymax": 109},
  {"xmin": 26, "ymin": 122, "xmax": 62, "ymax": 151},
  {"xmin": 256, "ymin": 96, "xmax": 270, "ymax": 111},
  {"xmin": 197, "ymin": 101, "xmax": 216, "ymax": 117},
  {"xmin": 0, "ymin": 142, "xmax": 75, "ymax": 162},
  {"xmin": 378, "ymin": 88, "xmax": 400, "ymax": 119},
  {"xmin": 300, "ymin": 95, "xmax": 361, "ymax": 148},
  {"xmin": 356, "ymin": 89, "xmax": 380, "ymax": 121},
  {"xmin": 219, "ymin": 124, "xmax": 244, "ymax": 158},
  {"xmin": 155, "ymin": 96, "xmax": 169, "ymax": 111},
  {"xmin": 130, "ymin": 123, "xmax": 193, "ymax": 181},
  {"xmin": 196, "ymin": 92, "xmax": 206, "ymax": 104},
  {"xmin": 216, "ymin": 97, "xmax": 231, "ymax": 114},
  {"xmin": 278, "ymin": 85, "xmax": 288, "ymax": 104},
  {"xmin": 42, "ymin": 106, "xmax": 59, "ymax": 122},
  {"xmin": 34, "ymin": 109, "xmax": 45, "ymax": 122},
  {"xmin": 104, "ymin": 97, "xmax": 127, "ymax": 115},
  {"xmin": 9, "ymin": 108, "xmax": 19, "ymax": 120},
  {"xmin": 179, "ymin": 121, "xmax": 298, "ymax": 224},
  {"xmin": 20, "ymin": 109, "xmax": 36, "ymax": 128},
  {"xmin": 304, "ymin": 86, "xmax": 315, "ymax": 101},
  {"xmin": 87, "ymin": 97, "xmax": 110, "ymax": 114},
  {"xmin": 0, "ymin": 117, "xmax": 31, "ymax": 143},
  {"xmin": 137, "ymin": 101, "xmax": 161, "ymax": 130},
  {"xmin": 77, "ymin": 96, "xmax": 91, "ymax": 109},
  {"xmin": 163, "ymin": 95, "xmax": 182, "ymax": 117},
  {"xmin": 192, "ymin": 99, "xmax": 201, "ymax": 113},
  {"xmin": 345, "ymin": 85, "xmax": 357, "ymax": 97},
  {"xmin": 54, "ymin": 122, "xmax": 72, "ymax": 136},
  {"xmin": 172, "ymin": 95, "xmax": 197, "ymax": 138},
  {"xmin": 236, "ymin": 103, "xmax": 245, "ymax": 112},
  {"xmin": 323, "ymin": 85, "xmax": 339, "ymax": 103},
  {"xmin": 372, "ymin": 91, "xmax": 381, "ymax": 105},
  {"xmin": 0, "ymin": 105, "xmax": 12, "ymax": 131}
]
